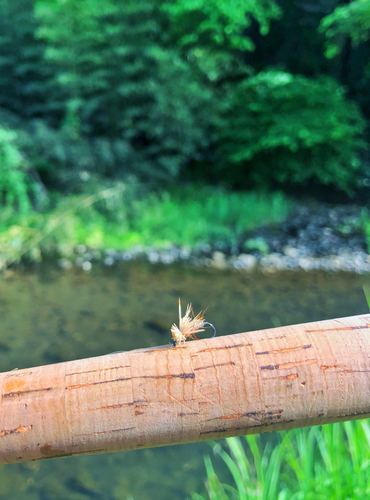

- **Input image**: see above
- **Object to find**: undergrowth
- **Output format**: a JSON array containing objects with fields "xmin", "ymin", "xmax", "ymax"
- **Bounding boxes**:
[{"xmin": 0, "ymin": 184, "xmax": 293, "ymax": 267}]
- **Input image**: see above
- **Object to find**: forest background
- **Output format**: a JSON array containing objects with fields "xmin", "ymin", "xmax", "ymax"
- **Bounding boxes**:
[{"xmin": 1, "ymin": 0, "xmax": 370, "ymax": 264}]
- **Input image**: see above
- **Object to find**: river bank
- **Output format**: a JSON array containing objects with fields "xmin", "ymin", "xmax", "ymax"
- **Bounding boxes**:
[{"xmin": 60, "ymin": 202, "xmax": 370, "ymax": 274}]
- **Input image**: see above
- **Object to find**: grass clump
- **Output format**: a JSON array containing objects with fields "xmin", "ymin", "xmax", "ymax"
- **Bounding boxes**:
[
  {"xmin": 126, "ymin": 186, "xmax": 292, "ymax": 248},
  {"xmin": 192, "ymin": 420, "xmax": 370, "ymax": 500},
  {"xmin": 0, "ymin": 184, "xmax": 292, "ymax": 267}
]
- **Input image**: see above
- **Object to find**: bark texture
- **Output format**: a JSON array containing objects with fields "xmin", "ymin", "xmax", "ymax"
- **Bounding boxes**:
[{"xmin": 1, "ymin": 314, "xmax": 370, "ymax": 464}]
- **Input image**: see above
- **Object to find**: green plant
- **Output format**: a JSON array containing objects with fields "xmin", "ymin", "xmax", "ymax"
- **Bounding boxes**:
[
  {"xmin": 193, "ymin": 420, "xmax": 370, "ymax": 500},
  {"xmin": 364, "ymin": 286, "xmax": 370, "ymax": 309},
  {"xmin": 127, "ymin": 187, "xmax": 292, "ymax": 248},
  {"xmin": 244, "ymin": 237, "xmax": 269, "ymax": 255},
  {"xmin": 35, "ymin": 0, "xmax": 215, "ymax": 182},
  {"xmin": 319, "ymin": 0, "xmax": 370, "ymax": 58},
  {"xmin": 162, "ymin": 0, "xmax": 280, "ymax": 52},
  {"xmin": 0, "ymin": 0, "xmax": 54, "ymax": 119},
  {"xmin": 0, "ymin": 127, "xmax": 37, "ymax": 214},
  {"xmin": 217, "ymin": 71, "xmax": 367, "ymax": 193},
  {"xmin": 0, "ymin": 183, "xmax": 127, "ymax": 268},
  {"xmin": 0, "ymin": 183, "xmax": 292, "ymax": 267}
]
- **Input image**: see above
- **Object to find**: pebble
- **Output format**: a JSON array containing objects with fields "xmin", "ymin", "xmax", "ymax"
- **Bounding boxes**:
[
  {"xmin": 147, "ymin": 251, "xmax": 159, "ymax": 264},
  {"xmin": 211, "ymin": 251, "xmax": 227, "ymax": 269},
  {"xmin": 233, "ymin": 254, "xmax": 257, "ymax": 270},
  {"xmin": 82, "ymin": 261, "xmax": 92, "ymax": 271},
  {"xmin": 104, "ymin": 256, "xmax": 114, "ymax": 266},
  {"xmin": 160, "ymin": 253, "xmax": 175, "ymax": 265},
  {"xmin": 283, "ymin": 246, "xmax": 300, "ymax": 258}
]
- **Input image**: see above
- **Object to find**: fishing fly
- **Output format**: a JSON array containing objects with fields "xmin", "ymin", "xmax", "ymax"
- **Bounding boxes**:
[{"xmin": 171, "ymin": 298, "xmax": 216, "ymax": 347}]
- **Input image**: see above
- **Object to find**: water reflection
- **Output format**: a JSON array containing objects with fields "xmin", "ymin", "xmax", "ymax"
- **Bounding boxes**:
[{"xmin": 0, "ymin": 263, "xmax": 369, "ymax": 499}]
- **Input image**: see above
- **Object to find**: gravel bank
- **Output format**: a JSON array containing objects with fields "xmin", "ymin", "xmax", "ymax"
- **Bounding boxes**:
[{"xmin": 61, "ymin": 203, "xmax": 370, "ymax": 274}]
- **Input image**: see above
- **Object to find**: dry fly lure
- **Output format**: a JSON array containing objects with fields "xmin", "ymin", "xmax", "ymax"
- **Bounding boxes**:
[{"xmin": 171, "ymin": 298, "xmax": 216, "ymax": 347}]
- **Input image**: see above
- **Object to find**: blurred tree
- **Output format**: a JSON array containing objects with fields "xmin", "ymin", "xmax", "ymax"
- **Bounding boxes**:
[
  {"xmin": 161, "ymin": 0, "xmax": 281, "ymax": 84},
  {"xmin": 0, "ymin": 0, "xmax": 368, "ymax": 195},
  {"xmin": 161, "ymin": 0, "xmax": 281, "ymax": 52},
  {"xmin": 320, "ymin": 0, "xmax": 370, "ymax": 184},
  {"xmin": 35, "ymin": 0, "xmax": 215, "ymax": 182},
  {"xmin": 243, "ymin": 0, "xmax": 338, "ymax": 76},
  {"xmin": 217, "ymin": 71, "xmax": 366, "ymax": 192},
  {"xmin": 0, "ymin": 126, "xmax": 42, "ymax": 213},
  {"xmin": 320, "ymin": 0, "xmax": 370, "ymax": 117},
  {"xmin": 0, "ymin": 0, "xmax": 57, "ymax": 120},
  {"xmin": 320, "ymin": 0, "xmax": 370, "ymax": 57}
]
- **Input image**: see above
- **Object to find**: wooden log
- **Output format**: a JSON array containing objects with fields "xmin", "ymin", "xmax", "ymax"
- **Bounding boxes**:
[{"xmin": 1, "ymin": 314, "xmax": 370, "ymax": 464}]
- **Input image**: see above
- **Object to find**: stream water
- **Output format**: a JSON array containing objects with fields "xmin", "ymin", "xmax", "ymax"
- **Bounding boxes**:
[{"xmin": 0, "ymin": 262, "xmax": 369, "ymax": 500}]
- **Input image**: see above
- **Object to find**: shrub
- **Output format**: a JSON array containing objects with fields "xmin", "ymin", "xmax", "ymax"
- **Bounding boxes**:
[
  {"xmin": 319, "ymin": 0, "xmax": 370, "ymax": 58},
  {"xmin": 217, "ymin": 71, "xmax": 367, "ymax": 193},
  {"xmin": 35, "ymin": 0, "xmax": 215, "ymax": 183},
  {"xmin": 0, "ymin": 126, "xmax": 37, "ymax": 214}
]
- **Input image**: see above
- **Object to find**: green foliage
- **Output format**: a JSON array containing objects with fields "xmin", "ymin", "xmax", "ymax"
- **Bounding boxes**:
[
  {"xmin": 161, "ymin": 0, "xmax": 281, "ymax": 52},
  {"xmin": 0, "ymin": 0, "xmax": 368, "ymax": 196},
  {"xmin": 244, "ymin": 237, "xmax": 269, "ymax": 255},
  {"xmin": 0, "ymin": 182, "xmax": 128, "ymax": 267},
  {"xmin": 218, "ymin": 71, "xmax": 367, "ymax": 192},
  {"xmin": 35, "ymin": 0, "xmax": 215, "ymax": 182},
  {"xmin": 0, "ymin": 184, "xmax": 292, "ymax": 266},
  {"xmin": 364, "ymin": 285, "xmax": 370, "ymax": 309},
  {"xmin": 320, "ymin": 0, "xmax": 370, "ymax": 58},
  {"xmin": 126, "ymin": 187, "xmax": 291, "ymax": 248},
  {"xmin": 0, "ymin": 126, "xmax": 37, "ymax": 214},
  {"xmin": 193, "ymin": 420, "xmax": 370, "ymax": 500},
  {"xmin": 0, "ymin": 0, "xmax": 56, "ymax": 119},
  {"xmin": 161, "ymin": 0, "xmax": 280, "ymax": 92}
]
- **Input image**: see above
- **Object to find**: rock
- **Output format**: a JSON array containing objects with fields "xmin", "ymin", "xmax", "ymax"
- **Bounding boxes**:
[
  {"xmin": 104, "ymin": 256, "xmax": 114, "ymax": 266},
  {"xmin": 260, "ymin": 253, "xmax": 287, "ymax": 271},
  {"xmin": 40, "ymin": 200, "xmax": 368, "ymax": 274},
  {"xmin": 180, "ymin": 246, "xmax": 191, "ymax": 260},
  {"xmin": 234, "ymin": 254, "xmax": 257, "ymax": 270},
  {"xmin": 82, "ymin": 261, "xmax": 92, "ymax": 271},
  {"xmin": 160, "ymin": 253, "xmax": 175, "ymax": 265},
  {"xmin": 211, "ymin": 251, "xmax": 227, "ymax": 269},
  {"xmin": 147, "ymin": 251, "xmax": 159, "ymax": 264},
  {"xmin": 283, "ymin": 245, "xmax": 299, "ymax": 258}
]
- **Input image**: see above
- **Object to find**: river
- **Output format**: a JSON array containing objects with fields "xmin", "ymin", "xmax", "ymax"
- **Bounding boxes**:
[{"xmin": 0, "ymin": 262, "xmax": 369, "ymax": 499}]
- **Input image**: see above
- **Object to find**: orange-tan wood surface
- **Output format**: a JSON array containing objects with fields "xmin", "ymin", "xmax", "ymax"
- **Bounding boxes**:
[{"xmin": 1, "ymin": 314, "xmax": 370, "ymax": 464}]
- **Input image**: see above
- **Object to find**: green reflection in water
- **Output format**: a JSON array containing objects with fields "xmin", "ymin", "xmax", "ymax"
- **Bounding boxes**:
[{"xmin": 0, "ymin": 263, "xmax": 369, "ymax": 500}]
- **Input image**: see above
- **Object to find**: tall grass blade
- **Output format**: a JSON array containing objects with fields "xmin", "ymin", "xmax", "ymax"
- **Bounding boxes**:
[
  {"xmin": 364, "ymin": 285, "xmax": 370, "ymax": 310},
  {"xmin": 196, "ymin": 419, "xmax": 370, "ymax": 500}
]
